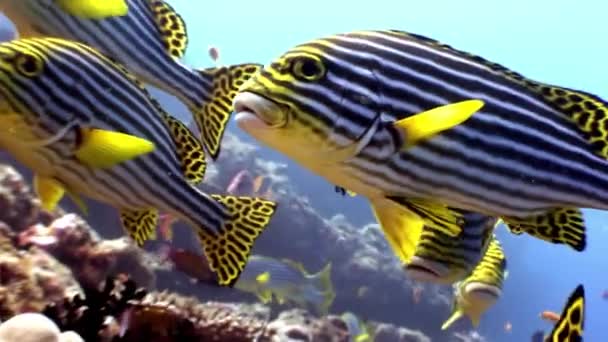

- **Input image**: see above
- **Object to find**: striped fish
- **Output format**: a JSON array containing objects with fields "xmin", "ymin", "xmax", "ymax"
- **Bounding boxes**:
[
  {"xmin": 0, "ymin": 37, "xmax": 277, "ymax": 287},
  {"xmin": 405, "ymin": 213, "xmax": 500, "ymax": 285},
  {"xmin": 545, "ymin": 284, "xmax": 585, "ymax": 342},
  {"xmin": 441, "ymin": 236, "xmax": 507, "ymax": 330},
  {"xmin": 233, "ymin": 29, "xmax": 605, "ymax": 252},
  {"xmin": 0, "ymin": 0, "xmax": 262, "ymax": 159},
  {"xmin": 234, "ymin": 255, "xmax": 335, "ymax": 315}
]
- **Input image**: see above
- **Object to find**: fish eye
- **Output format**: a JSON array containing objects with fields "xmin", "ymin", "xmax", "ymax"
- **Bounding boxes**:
[
  {"xmin": 291, "ymin": 56, "xmax": 325, "ymax": 81},
  {"xmin": 14, "ymin": 52, "xmax": 43, "ymax": 77}
]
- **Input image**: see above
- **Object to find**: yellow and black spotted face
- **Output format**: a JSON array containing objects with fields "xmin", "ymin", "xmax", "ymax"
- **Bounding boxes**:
[{"xmin": 234, "ymin": 35, "xmax": 386, "ymax": 164}]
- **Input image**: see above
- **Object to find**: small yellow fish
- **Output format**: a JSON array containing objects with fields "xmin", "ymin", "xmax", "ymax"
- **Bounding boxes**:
[{"xmin": 234, "ymin": 255, "xmax": 335, "ymax": 315}]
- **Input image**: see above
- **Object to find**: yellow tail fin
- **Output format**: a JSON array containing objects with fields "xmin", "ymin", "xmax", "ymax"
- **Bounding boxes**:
[
  {"xmin": 197, "ymin": 195, "xmax": 277, "ymax": 286},
  {"xmin": 310, "ymin": 262, "xmax": 336, "ymax": 315},
  {"xmin": 195, "ymin": 64, "xmax": 262, "ymax": 159},
  {"xmin": 547, "ymin": 284, "xmax": 585, "ymax": 342}
]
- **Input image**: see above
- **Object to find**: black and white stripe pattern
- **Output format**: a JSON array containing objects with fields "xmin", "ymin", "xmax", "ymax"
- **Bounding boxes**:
[
  {"xmin": 15, "ymin": 0, "xmax": 210, "ymax": 110},
  {"xmin": 0, "ymin": 37, "xmax": 228, "ymax": 234},
  {"xmin": 257, "ymin": 30, "xmax": 608, "ymax": 217}
]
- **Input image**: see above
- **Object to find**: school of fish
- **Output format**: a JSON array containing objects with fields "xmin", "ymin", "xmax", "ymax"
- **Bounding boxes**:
[{"xmin": 0, "ymin": 1, "xmax": 595, "ymax": 339}]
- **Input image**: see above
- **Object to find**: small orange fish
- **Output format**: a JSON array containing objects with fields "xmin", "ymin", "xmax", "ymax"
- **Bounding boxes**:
[
  {"xmin": 157, "ymin": 213, "xmax": 177, "ymax": 241},
  {"xmin": 541, "ymin": 310, "xmax": 561, "ymax": 323},
  {"xmin": 158, "ymin": 244, "xmax": 218, "ymax": 285}
]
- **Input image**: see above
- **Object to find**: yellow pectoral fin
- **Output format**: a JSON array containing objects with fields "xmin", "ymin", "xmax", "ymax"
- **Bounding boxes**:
[
  {"xmin": 74, "ymin": 128, "xmax": 155, "ymax": 169},
  {"xmin": 56, "ymin": 0, "xmax": 128, "ymax": 19},
  {"xmin": 370, "ymin": 198, "xmax": 425, "ymax": 264},
  {"xmin": 395, "ymin": 99, "xmax": 484, "ymax": 148},
  {"xmin": 256, "ymin": 272, "xmax": 270, "ymax": 284},
  {"xmin": 34, "ymin": 175, "xmax": 66, "ymax": 212}
]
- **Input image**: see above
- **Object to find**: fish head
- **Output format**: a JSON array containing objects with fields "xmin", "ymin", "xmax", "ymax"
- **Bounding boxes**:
[
  {"xmin": 0, "ymin": 37, "xmax": 100, "ymax": 146},
  {"xmin": 234, "ymin": 33, "xmax": 387, "ymax": 166},
  {"xmin": 459, "ymin": 280, "xmax": 502, "ymax": 323}
]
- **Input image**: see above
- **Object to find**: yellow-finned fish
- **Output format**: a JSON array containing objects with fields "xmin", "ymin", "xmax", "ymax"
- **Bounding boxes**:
[
  {"xmin": 0, "ymin": 37, "xmax": 277, "ymax": 287},
  {"xmin": 405, "ymin": 214, "xmax": 501, "ymax": 285},
  {"xmin": 1, "ymin": 0, "xmax": 262, "ymax": 159},
  {"xmin": 234, "ymin": 255, "xmax": 335, "ymax": 315},
  {"xmin": 544, "ymin": 284, "xmax": 585, "ymax": 342},
  {"xmin": 233, "ymin": 29, "xmax": 604, "ymax": 253},
  {"xmin": 341, "ymin": 312, "xmax": 374, "ymax": 342},
  {"xmin": 441, "ymin": 236, "xmax": 507, "ymax": 329}
]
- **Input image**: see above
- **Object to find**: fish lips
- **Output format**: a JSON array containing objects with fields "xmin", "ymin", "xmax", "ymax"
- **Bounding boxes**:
[
  {"xmin": 463, "ymin": 282, "xmax": 501, "ymax": 303},
  {"xmin": 404, "ymin": 256, "xmax": 452, "ymax": 284},
  {"xmin": 234, "ymin": 92, "xmax": 288, "ymax": 129}
]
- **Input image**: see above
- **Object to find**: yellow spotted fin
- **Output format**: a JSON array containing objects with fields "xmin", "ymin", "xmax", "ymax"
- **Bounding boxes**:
[
  {"xmin": 196, "ymin": 64, "xmax": 263, "ymax": 159},
  {"xmin": 56, "ymin": 0, "xmax": 128, "ymax": 19},
  {"xmin": 159, "ymin": 112, "xmax": 207, "ymax": 184},
  {"xmin": 120, "ymin": 209, "xmax": 159, "ymax": 246},
  {"xmin": 33, "ymin": 175, "xmax": 88, "ymax": 215},
  {"xmin": 197, "ymin": 195, "xmax": 277, "ymax": 286},
  {"xmin": 147, "ymin": 0, "xmax": 188, "ymax": 60},
  {"xmin": 394, "ymin": 99, "xmax": 484, "ymax": 149},
  {"xmin": 256, "ymin": 271, "xmax": 270, "ymax": 284},
  {"xmin": 546, "ymin": 284, "xmax": 585, "ymax": 342},
  {"xmin": 504, "ymin": 208, "xmax": 586, "ymax": 251},
  {"xmin": 74, "ymin": 128, "xmax": 155, "ymax": 169}
]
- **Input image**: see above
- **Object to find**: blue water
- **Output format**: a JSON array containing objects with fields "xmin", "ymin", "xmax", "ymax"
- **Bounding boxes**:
[
  {"xmin": 2, "ymin": 0, "xmax": 607, "ymax": 340},
  {"xmin": 168, "ymin": 0, "xmax": 608, "ymax": 340}
]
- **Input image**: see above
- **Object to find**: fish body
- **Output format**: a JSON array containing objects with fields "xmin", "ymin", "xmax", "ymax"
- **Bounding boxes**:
[
  {"xmin": 234, "ymin": 255, "xmax": 335, "ymax": 315},
  {"xmin": 405, "ymin": 213, "xmax": 500, "ymax": 284},
  {"xmin": 1, "ymin": 0, "xmax": 261, "ymax": 158},
  {"xmin": 234, "ymin": 29, "xmax": 603, "ymax": 252},
  {"xmin": 441, "ymin": 236, "xmax": 506, "ymax": 329},
  {"xmin": 0, "ymin": 37, "xmax": 277, "ymax": 286}
]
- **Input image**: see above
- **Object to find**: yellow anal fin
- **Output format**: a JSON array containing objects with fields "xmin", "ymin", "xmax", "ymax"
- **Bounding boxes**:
[
  {"xmin": 147, "ymin": 0, "xmax": 188, "ymax": 59},
  {"xmin": 56, "ymin": 0, "xmax": 128, "ymax": 19},
  {"xmin": 389, "ymin": 197, "xmax": 464, "ymax": 238},
  {"xmin": 548, "ymin": 284, "xmax": 585, "ymax": 342},
  {"xmin": 196, "ymin": 63, "xmax": 263, "ymax": 159},
  {"xmin": 34, "ymin": 175, "xmax": 66, "ymax": 212},
  {"xmin": 504, "ymin": 208, "xmax": 586, "ymax": 252},
  {"xmin": 160, "ymin": 112, "xmax": 206, "ymax": 184},
  {"xmin": 197, "ymin": 195, "xmax": 277, "ymax": 286},
  {"xmin": 394, "ymin": 99, "xmax": 484, "ymax": 149},
  {"xmin": 120, "ymin": 208, "xmax": 159, "ymax": 246},
  {"xmin": 256, "ymin": 289, "xmax": 273, "ymax": 304},
  {"xmin": 75, "ymin": 128, "xmax": 155, "ymax": 169},
  {"xmin": 370, "ymin": 198, "xmax": 425, "ymax": 264}
]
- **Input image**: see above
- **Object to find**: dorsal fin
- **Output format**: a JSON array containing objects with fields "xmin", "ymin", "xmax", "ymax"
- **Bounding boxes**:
[
  {"xmin": 386, "ymin": 30, "xmax": 608, "ymax": 160},
  {"xmin": 147, "ymin": 0, "xmax": 188, "ymax": 59}
]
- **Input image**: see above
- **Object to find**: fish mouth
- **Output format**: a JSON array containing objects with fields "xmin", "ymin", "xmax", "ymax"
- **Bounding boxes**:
[
  {"xmin": 464, "ymin": 282, "xmax": 501, "ymax": 302},
  {"xmin": 404, "ymin": 256, "xmax": 450, "ymax": 283},
  {"xmin": 233, "ymin": 92, "xmax": 287, "ymax": 129}
]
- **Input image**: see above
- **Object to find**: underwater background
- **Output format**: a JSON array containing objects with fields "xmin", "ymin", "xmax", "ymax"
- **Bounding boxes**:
[{"xmin": 0, "ymin": 0, "xmax": 607, "ymax": 341}]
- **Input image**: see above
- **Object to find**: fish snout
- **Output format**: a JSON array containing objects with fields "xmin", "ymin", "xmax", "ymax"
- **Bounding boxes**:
[
  {"xmin": 234, "ymin": 92, "xmax": 287, "ymax": 129},
  {"xmin": 404, "ymin": 256, "xmax": 452, "ymax": 284}
]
